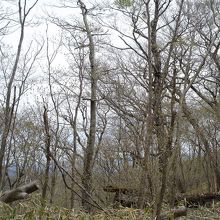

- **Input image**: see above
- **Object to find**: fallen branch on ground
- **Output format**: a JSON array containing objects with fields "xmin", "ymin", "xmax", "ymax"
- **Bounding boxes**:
[
  {"xmin": 175, "ymin": 193, "xmax": 220, "ymax": 207},
  {"xmin": 0, "ymin": 181, "xmax": 39, "ymax": 203}
]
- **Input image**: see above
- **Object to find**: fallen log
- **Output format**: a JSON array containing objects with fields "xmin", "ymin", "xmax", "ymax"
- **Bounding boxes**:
[
  {"xmin": 159, "ymin": 206, "xmax": 187, "ymax": 220},
  {"xmin": 103, "ymin": 185, "xmax": 138, "ymax": 194},
  {"xmin": 104, "ymin": 185, "xmax": 140, "ymax": 208},
  {"xmin": 0, "ymin": 181, "xmax": 39, "ymax": 203},
  {"xmin": 175, "ymin": 192, "xmax": 220, "ymax": 207}
]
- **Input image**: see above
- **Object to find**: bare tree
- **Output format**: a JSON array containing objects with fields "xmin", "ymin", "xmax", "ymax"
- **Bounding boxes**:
[
  {"xmin": 0, "ymin": 0, "xmax": 39, "ymax": 189},
  {"xmin": 77, "ymin": 0, "xmax": 98, "ymax": 212}
]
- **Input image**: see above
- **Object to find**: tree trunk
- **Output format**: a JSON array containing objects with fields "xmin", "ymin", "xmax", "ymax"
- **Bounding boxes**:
[
  {"xmin": 0, "ymin": 0, "xmax": 39, "ymax": 190},
  {"xmin": 49, "ymin": 164, "xmax": 57, "ymax": 204},
  {"xmin": 214, "ymin": 168, "xmax": 220, "ymax": 192},
  {"xmin": 137, "ymin": 0, "xmax": 153, "ymax": 208},
  {"xmin": 70, "ymin": 156, "xmax": 76, "ymax": 209},
  {"xmin": 78, "ymin": 0, "xmax": 97, "ymax": 213},
  {"xmin": 0, "ymin": 2, "xmax": 25, "ymax": 189},
  {"xmin": 42, "ymin": 106, "xmax": 51, "ymax": 202}
]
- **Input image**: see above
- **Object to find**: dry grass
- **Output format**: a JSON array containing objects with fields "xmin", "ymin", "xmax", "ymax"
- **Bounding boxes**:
[{"xmin": 1, "ymin": 196, "xmax": 220, "ymax": 220}]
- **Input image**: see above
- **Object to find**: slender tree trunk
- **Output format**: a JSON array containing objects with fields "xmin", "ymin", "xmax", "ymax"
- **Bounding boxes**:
[
  {"xmin": 42, "ymin": 106, "xmax": 51, "ymax": 202},
  {"xmin": 70, "ymin": 155, "xmax": 76, "ymax": 209},
  {"xmin": 151, "ymin": 0, "xmax": 183, "ymax": 217},
  {"xmin": 150, "ymin": 1, "xmax": 167, "ymax": 216},
  {"xmin": 0, "ymin": 2, "xmax": 25, "ymax": 189},
  {"xmin": 138, "ymin": 1, "xmax": 153, "ymax": 208},
  {"xmin": 0, "ymin": 0, "xmax": 39, "ymax": 189},
  {"xmin": 78, "ymin": 0, "xmax": 97, "ymax": 212},
  {"xmin": 214, "ymin": 168, "xmax": 220, "ymax": 192},
  {"xmin": 49, "ymin": 164, "xmax": 57, "ymax": 204}
]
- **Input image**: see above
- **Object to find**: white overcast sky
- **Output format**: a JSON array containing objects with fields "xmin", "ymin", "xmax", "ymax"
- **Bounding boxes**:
[
  {"xmin": 2, "ymin": 0, "xmax": 127, "ymax": 49},
  {"xmin": 0, "ymin": 0, "xmax": 132, "ymax": 108}
]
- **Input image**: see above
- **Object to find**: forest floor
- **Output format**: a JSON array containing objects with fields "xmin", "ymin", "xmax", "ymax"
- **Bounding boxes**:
[
  {"xmin": 1, "ymin": 197, "xmax": 220, "ymax": 219},
  {"xmin": 180, "ymin": 207, "xmax": 220, "ymax": 220}
]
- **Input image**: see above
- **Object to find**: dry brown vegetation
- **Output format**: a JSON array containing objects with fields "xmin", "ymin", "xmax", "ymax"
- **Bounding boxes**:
[
  {"xmin": 1, "ymin": 196, "xmax": 220, "ymax": 220},
  {"xmin": 1, "ymin": 0, "xmax": 220, "ymax": 219}
]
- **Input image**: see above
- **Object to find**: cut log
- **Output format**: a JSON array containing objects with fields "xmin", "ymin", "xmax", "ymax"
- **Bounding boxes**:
[
  {"xmin": 159, "ymin": 206, "xmax": 187, "ymax": 219},
  {"xmin": 0, "ymin": 181, "xmax": 39, "ymax": 203},
  {"xmin": 175, "ymin": 192, "xmax": 220, "ymax": 207}
]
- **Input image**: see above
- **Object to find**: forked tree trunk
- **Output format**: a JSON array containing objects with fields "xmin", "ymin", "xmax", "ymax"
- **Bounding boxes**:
[{"xmin": 151, "ymin": 0, "xmax": 184, "ymax": 218}]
